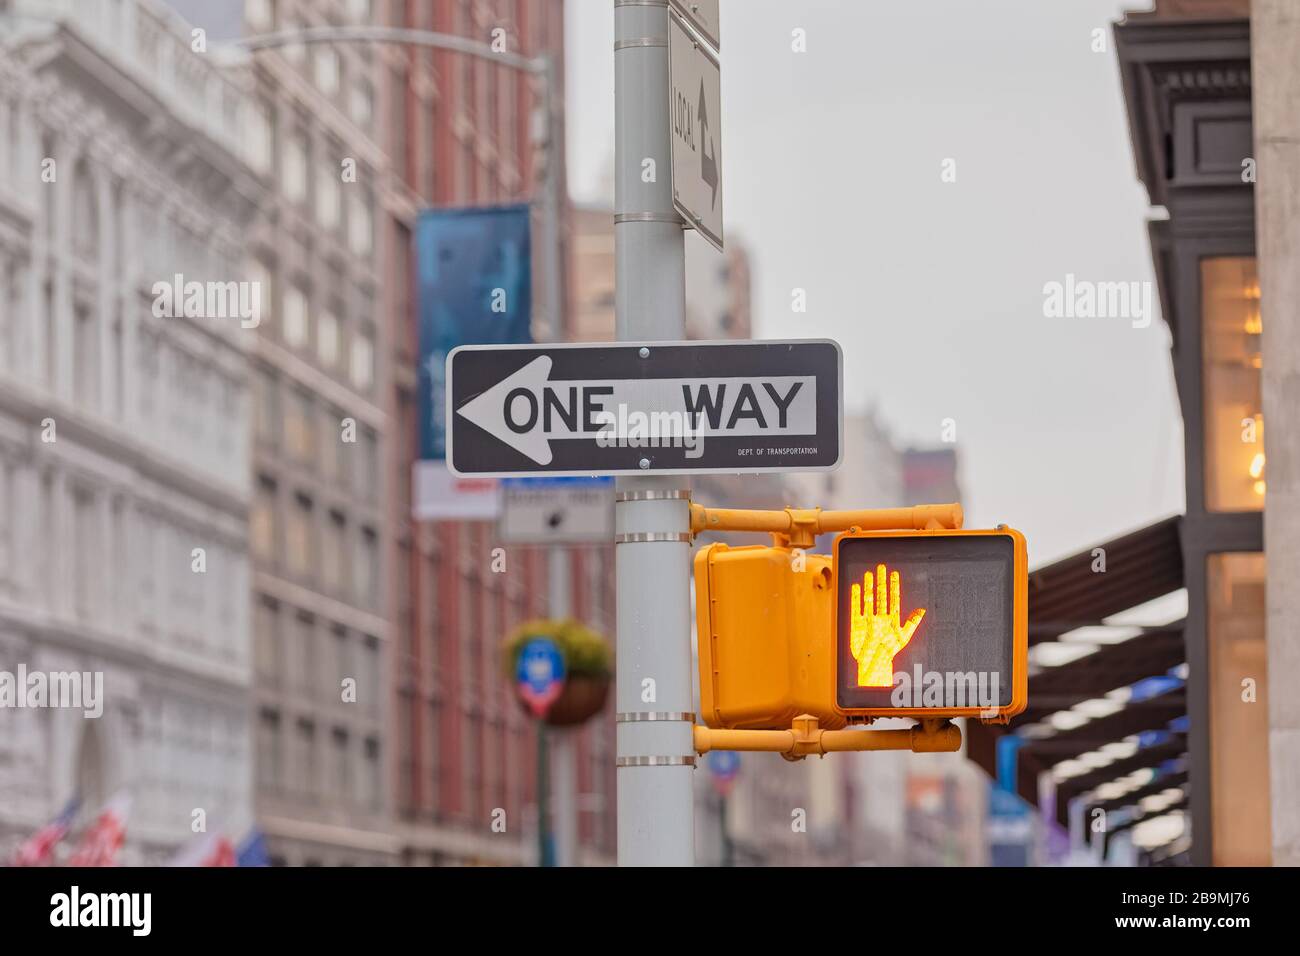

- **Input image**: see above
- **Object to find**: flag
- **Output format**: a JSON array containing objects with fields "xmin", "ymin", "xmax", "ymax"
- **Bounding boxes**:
[
  {"xmin": 168, "ymin": 831, "xmax": 235, "ymax": 867},
  {"xmin": 9, "ymin": 796, "xmax": 80, "ymax": 866},
  {"xmin": 68, "ymin": 793, "xmax": 131, "ymax": 867},
  {"xmin": 236, "ymin": 830, "xmax": 270, "ymax": 867}
]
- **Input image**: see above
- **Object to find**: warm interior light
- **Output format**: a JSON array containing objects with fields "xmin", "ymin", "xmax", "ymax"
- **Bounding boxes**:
[
  {"xmin": 1254, "ymin": 480, "xmax": 1266, "ymax": 497},
  {"xmin": 1244, "ymin": 312, "xmax": 1262, "ymax": 334},
  {"xmin": 1249, "ymin": 452, "xmax": 1265, "ymax": 479}
]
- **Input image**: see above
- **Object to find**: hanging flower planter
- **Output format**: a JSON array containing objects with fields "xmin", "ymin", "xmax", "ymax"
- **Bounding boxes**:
[{"xmin": 503, "ymin": 618, "xmax": 613, "ymax": 728}]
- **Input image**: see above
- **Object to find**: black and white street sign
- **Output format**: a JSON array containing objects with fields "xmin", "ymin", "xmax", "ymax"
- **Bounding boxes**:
[
  {"xmin": 668, "ymin": 9, "xmax": 723, "ymax": 251},
  {"xmin": 499, "ymin": 478, "xmax": 614, "ymax": 545},
  {"xmin": 670, "ymin": 0, "xmax": 720, "ymax": 52},
  {"xmin": 446, "ymin": 340, "xmax": 842, "ymax": 477}
]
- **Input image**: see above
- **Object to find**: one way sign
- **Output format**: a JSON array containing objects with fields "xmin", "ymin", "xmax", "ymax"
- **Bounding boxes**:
[{"xmin": 446, "ymin": 340, "xmax": 842, "ymax": 477}]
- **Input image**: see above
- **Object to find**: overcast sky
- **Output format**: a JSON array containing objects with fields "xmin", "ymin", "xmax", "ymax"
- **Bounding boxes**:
[{"xmin": 564, "ymin": 0, "xmax": 1178, "ymax": 566}]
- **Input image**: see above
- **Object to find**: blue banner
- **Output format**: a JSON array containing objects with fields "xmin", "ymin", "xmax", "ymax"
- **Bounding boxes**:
[{"xmin": 416, "ymin": 204, "xmax": 532, "ymax": 461}]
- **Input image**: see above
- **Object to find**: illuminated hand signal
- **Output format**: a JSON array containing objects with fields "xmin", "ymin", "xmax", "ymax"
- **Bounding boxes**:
[{"xmin": 849, "ymin": 564, "xmax": 926, "ymax": 688}]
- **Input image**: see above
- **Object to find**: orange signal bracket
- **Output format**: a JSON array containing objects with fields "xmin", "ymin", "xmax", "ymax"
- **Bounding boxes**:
[
  {"xmin": 689, "ymin": 502, "xmax": 964, "ymax": 548},
  {"xmin": 692, "ymin": 715, "xmax": 961, "ymax": 761}
]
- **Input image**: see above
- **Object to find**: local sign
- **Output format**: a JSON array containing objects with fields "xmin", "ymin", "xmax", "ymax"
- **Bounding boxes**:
[
  {"xmin": 668, "ymin": 9, "xmax": 723, "ymax": 251},
  {"xmin": 446, "ymin": 340, "xmax": 842, "ymax": 477}
]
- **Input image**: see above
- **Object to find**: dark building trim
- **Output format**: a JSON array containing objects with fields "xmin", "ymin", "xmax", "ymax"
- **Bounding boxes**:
[{"xmin": 1116, "ymin": 12, "xmax": 1258, "ymax": 866}]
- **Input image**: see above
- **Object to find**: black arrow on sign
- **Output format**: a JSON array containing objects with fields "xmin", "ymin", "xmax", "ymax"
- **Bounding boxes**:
[{"xmin": 697, "ymin": 79, "xmax": 718, "ymax": 209}]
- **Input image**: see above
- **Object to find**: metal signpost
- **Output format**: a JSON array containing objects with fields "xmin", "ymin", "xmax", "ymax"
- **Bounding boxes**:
[
  {"xmin": 612, "ymin": 0, "xmax": 695, "ymax": 866},
  {"xmin": 445, "ymin": 340, "xmax": 842, "ymax": 476}
]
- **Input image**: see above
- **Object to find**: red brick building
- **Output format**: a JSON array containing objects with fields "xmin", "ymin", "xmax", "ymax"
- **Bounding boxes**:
[{"xmin": 379, "ymin": 0, "xmax": 615, "ymax": 865}]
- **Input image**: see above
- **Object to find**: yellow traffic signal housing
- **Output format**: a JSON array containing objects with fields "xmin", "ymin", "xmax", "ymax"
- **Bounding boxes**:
[
  {"xmin": 693, "ymin": 525, "xmax": 1029, "ymax": 731},
  {"xmin": 694, "ymin": 543, "xmax": 846, "ymax": 730},
  {"xmin": 833, "ymin": 528, "xmax": 1029, "ymax": 722}
]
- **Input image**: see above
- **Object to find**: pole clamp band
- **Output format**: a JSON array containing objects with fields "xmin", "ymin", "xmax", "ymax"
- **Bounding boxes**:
[
  {"xmin": 614, "ymin": 212, "xmax": 684, "ymax": 225},
  {"xmin": 615, "ymin": 489, "xmax": 691, "ymax": 502},
  {"xmin": 614, "ymin": 37, "xmax": 668, "ymax": 51},
  {"xmin": 617, "ymin": 711, "xmax": 696, "ymax": 723},
  {"xmin": 614, "ymin": 531, "xmax": 691, "ymax": 544},
  {"xmin": 617, "ymin": 755, "xmax": 697, "ymax": 768}
]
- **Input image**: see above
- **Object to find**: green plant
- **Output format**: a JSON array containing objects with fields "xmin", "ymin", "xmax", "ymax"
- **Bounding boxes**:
[{"xmin": 502, "ymin": 618, "xmax": 613, "ymax": 680}]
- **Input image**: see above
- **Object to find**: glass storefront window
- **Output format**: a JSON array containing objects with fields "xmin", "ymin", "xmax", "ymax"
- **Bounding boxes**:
[
  {"xmin": 1206, "ymin": 552, "xmax": 1271, "ymax": 865},
  {"xmin": 1201, "ymin": 257, "xmax": 1263, "ymax": 511}
]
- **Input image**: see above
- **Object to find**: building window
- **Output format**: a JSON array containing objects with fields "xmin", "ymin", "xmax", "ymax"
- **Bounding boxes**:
[
  {"xmin": 360, "ymin": 426, "xmax": 379, "ymax": 501},
  {"xmin": 255, "ymin": 597, "xmax": 280, "ymax": 685},
  {"xmin": 1206, "ymin": 553, "xmax": 1270, "ymax": 865},
  {"xmin": 333, "ymin": 727, "xmax": 351, "ymax": 801},
  {"xmin": 321, "ymin": 406, "xmax": 340, "ymax": 482},
  {"xmin": 350, "ymin": 326, "xmax": 374, "ymax": 391},
  {"xmin": 72, "ymin": 162, "xmax": 97, "ymax": 258},
  {"xmin": 73, "ymin": 306, "xmax": 97, "ymax": 409},
  {"xmin": 348, "ymin": 192, "xmax": 372, "ymax": 257},
  {"xmin": 248, "ymin": 257, "xmax": 273, "ymax": 330},
  {"xmin": 285, "ymin": 388, "xmax": 315, "ymax": 463},
  {"xmin": 333, "ymin": 626, "xmax": 350, "ymax": 700},
  {"xmin": 1201, "ymin": 257, "xmax": 1263, "ymax": 511},
  {"xmin": 295, "ymin": 612, "xmax": 317, "ymax": 696},
  {"xmin": 72, "ymin": 488, "xmax": 96, "ymax": 619},
  {"xmin": 356, "ymin": 526, "xmax": 378, "ymax": 608},
  {"xmin": 323, "ymin": 510, "xmax": 346, "ymax": 594},
  {"xmin": 350, "ymin": 81, "xmax": 373, "ymax": 128},
  {"xmin": 246, "ymin": 0, "xmax": 274, "ymax": 30},
  {"xmin": 314, "ymin": 47, "xmax": 340, "ymax": 97},
  {"xmin": 296, "ymin": 718, "xmax": 317, "ymax": 799},
  {"xmin": 363, "ymin": 737, "xmax": 380, "ymax": 809},
  {"xmin": 247, "ymin": 99, "xmax": 274, "ymax": 175},
  {"xmin": 283, "ymin": 283, "xmax": 308, "ymax": 348},
  {"xmin": 318, "ymin": 310, "xmax": 339, "ymax": 366},
  {"xmin": 284, "ymin": 133, "xmax": 307, "ymax": 204},
  {"xmin": 317, "ymin": 159, "xmax": 340, "ymax": 230},
  {"xmin": 257, "ymin": 709, "xmax": 282, "ymax": 792},
  {"xmin": 362, "ymin": 635, "xmax": 379, "ymax": 715},
  {"xmin": 286, "ymin": 492, "xmax": 314, "ymax": 577}
]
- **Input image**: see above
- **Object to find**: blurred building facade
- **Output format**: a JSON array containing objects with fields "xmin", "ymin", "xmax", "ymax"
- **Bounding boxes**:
[
  {"xmin": 0, "ymin": 0, "xmax": 259, "ymax": 860},
  {"xmin": 241, "ymin": 0, "xmax": 394, "ymax": 866},
  {"xmin": 382, "ymin": 0, "xmax": 616, "ymax": 866},
  {"xmin": 965, "ymin": 0, "xmax": 1296, "ymax": 869}
]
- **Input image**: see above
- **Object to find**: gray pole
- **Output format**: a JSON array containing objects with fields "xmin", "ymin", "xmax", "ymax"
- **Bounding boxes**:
[
  {"xmin": 547, "ymin": 547, "xmax": 579, "ymax": 866},
  {"xmin": 613, "ymin": 0, "xmax": 695, "ymax": 866},
  {"xmin": 537, "ymin": 46, "xmax": 579, "ymax": 867}
]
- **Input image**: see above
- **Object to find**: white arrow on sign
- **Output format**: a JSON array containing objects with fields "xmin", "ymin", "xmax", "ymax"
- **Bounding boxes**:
[{"xmin": 456, "ymin": 356, "xmax": 817, "ymax": 465}]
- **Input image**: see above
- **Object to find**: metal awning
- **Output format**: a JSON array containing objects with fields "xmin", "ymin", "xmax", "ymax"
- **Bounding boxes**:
[{"xmin": 967, "ymin": 517, "xmax": 1188, "ymax": 841}]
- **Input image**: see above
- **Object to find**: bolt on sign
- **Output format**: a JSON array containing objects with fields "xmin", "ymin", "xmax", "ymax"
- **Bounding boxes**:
[{"xmin": 834, "ymin": 529, "xmax": 1028, "ymax": 720}]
